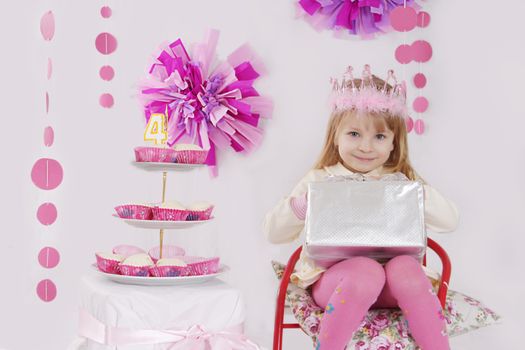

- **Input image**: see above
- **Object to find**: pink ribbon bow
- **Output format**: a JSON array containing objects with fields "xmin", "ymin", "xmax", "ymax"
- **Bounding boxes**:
[{"xmin": 79, "ymin": 308, "xmax": 260, "ymax": 350}]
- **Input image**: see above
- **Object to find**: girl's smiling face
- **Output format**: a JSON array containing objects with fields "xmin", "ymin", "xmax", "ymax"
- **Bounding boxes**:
[{"xmin": 335, "ymin": 112, "xmax": 395, "ymax": 173}]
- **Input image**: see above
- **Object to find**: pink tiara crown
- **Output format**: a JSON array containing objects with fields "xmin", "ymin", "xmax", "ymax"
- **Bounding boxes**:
[{"xmin": 330, "ymin": 65, "xmax": 408, "ymax": 119}]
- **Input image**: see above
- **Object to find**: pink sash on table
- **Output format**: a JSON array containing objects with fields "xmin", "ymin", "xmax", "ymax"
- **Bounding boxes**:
[{"xmin": 78, "ymin": 308, "xmax": 260, "ymax": 350}]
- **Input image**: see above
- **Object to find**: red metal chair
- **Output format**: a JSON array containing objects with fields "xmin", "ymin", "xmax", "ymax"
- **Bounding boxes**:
[{"xmin": 273, "ymin": 238, "xmax": 451, "ymax": 350}]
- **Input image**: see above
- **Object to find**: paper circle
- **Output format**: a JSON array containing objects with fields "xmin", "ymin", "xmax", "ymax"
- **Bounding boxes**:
[
  {"xmin": 390, "ymin": 6, "xmax": 417, "ymax": 32},
  {"xmin": 95, "ymin": 32, "xmax": 118, "ymax": 55},
  {"xmin": 45, "ymin": 92, "xmax": 49, "ymax": 114},
  {"xmin": 413, "ymin": 96, "xmax": 429, "ymax": 113},
  {"xmin": 37, "ymin": 202, "xmax": 57, "ymax": 225},
  {"xmin": 413, "ymin": 73, "xmax": 427, "ymax": 89},
  {"xmin": 47, "ymin": 58, "xmax": 53, "ymax": 80},
  {"xmin": 100, "ymin": 6, "xmax": 112, "ymax": 18},
  {"xmin": 44, "ymin": 126, "xmax": 54, "ymax": 147},
  {"xmin": 36, "ymin": 279, "xmax": 57, "ymax": 302},
  {"xmin": 395, "ymin": 44, "xmax": 412, "ymax": 64},
  {"xmin": 414, "ymin": 119, "xmax": 425, "ymax": 135},
  {"xmin": 417, "ymin": 11, "xmax": 431, "ymax": 28},
  {"xmin": 40, "ymin": 11, "xmax": 55, "ymax": 41},
  {"xmin": 406, "ymin": 116, "xmax": 414, "ymax": 133},
  {"xmin": 99, "ymin": 66, "xmax": 115, "ymax": 81},
  {"xmin": 38, "ymin": 247, "xmax": 60, "ymax": 269},
  {"xmin": 412, "ymin": 40, "xmax": 433, "ymax": 63},
  {"xmin": 99, "ymin": 93, "xmax": 114, "ymax": 108},
  {"xmin": 31, "ymin": 158, "xmax": 64, "ymax": 190}
]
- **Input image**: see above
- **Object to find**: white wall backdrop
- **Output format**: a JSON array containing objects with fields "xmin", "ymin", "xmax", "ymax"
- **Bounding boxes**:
[{"xmin": 1, "ymin": 0, "xmax": 523, "ymax": 349}]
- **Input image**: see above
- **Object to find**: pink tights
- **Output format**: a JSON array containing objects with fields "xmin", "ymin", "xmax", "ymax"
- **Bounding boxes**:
[{"xmin": 312, "ymin": 255, "xmax": 449, "ymax": 350}]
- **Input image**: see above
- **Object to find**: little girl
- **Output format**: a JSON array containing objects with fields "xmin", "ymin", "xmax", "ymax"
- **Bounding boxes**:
[{"xmin": 263, "ymin": 66, "xmax": 459, "ymax": 350}]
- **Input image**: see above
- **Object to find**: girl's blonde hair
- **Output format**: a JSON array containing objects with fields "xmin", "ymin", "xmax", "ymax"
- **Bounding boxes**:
[{"xmin": 314, "ymin": 75, "xmax": 420, "ymax": 181}]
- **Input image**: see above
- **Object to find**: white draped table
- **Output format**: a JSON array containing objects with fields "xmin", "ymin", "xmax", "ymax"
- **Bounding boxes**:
[{"xmin": 69, "ymin": 275, "xmax": 260, "ymax": 350}]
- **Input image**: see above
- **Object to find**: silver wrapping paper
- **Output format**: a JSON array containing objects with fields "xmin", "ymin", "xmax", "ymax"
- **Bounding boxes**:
[{"xmin": 305, "ymin": 177, "xmax": 426, "ymax": 264}]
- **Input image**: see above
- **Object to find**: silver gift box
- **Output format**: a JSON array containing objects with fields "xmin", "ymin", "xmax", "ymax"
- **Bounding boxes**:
[{"xmin": 305, "ymin": 176, "xmax": 426, "ymax": 264}]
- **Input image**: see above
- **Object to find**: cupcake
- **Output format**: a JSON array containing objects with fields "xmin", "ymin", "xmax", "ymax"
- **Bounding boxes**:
[
  {"xmin": 114, "ymin": 203, "xmax": 153, "ymax": 220},
  {"xmin": 148, "ymin": 245, "xmax": 186, "ymax": 263},
  {"xmin": 152, "ymin": 201, "xmax": 188, "ymax": 221},
  {"xmin": 95, "ymin": 252, "xmax": 124, "ymax": 274},
  {"xmin": 186, "ymin": 201, "xmax": 214, "ymax": 221},
  {"xmin": 183, "ymin": 256, "xmax": 220, "ymax": 276},
  {"xmin": 173, "ymin": 144, "xmax": 208, "ymax": 164},
  {"xmin": 119, "ymin": 253, "xmax": 154, "ymax": 277},
  {"xmin": 134, "ymin": 146, "xmax": 176, "ymax": 163},
  {"xmin": 112, "ymin": 244, "xmax": 146, "ymax": 258},
  {"xmin": 149, "ymin": 258, "xmax": 187, "ymax": 277}
]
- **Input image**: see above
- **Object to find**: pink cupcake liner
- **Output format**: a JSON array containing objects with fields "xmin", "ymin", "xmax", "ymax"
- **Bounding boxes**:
[
  {"xmin": 147, "ymin": 256, "xmax": 220, "ymax": 278},
  {"xmin": 148, "ymin": 245, "xmax": 186, "ymax": 262},
  {"xmin": 180, "ymin": 256, "xmax": 220, "ymax": 276},
  {"xmin": 112, "ymin": 245, "xmax": 146, "ymax": 258},
  {"xmin": 119, "ymin": 264, "xmax": 150, "ymax": 277},
  {"xmin": 134, "ymin": 147, "xmax": 176, "ymax": 163},
  {"xmin": 115, "ymin": 205, "xmax": 152, "ymax": 220},
  {"xmin": 175, "ymin": 150, "xmax": 209, "ymax": 164},
  {"xmin": 149, "ymin": 265, "xmax": 186, "ymax": 277},
  {"xmin": 95, "ymin": 254, "xmax": 121, "ymax": 274},
  {"xmin": 152, "ymin": 207, "xmax": 189, "ymax": 221},
  {"xmin": 185, "ymin": 206, "xmax": 214, "ymax": 221}
]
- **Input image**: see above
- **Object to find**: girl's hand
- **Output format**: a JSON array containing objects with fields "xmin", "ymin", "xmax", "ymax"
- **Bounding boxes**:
[{"xmin": 290, "ymin": 192, "xmax": 308, "ymax": 220}]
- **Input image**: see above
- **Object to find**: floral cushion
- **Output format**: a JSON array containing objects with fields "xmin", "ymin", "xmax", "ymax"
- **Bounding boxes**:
[{"xmin": 272, "ymin": 261, "xmax": 501, "ymax": 349}]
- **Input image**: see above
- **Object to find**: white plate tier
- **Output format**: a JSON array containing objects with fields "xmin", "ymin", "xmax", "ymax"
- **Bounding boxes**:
[
  {"xmin": 114, "ymin": 215, "xmax": 214, "ymax": 229},
  {"xmin": 131, "ymin": 161, "xmax": 205, "ymax": 172},
  {"xmin": 92, "ymin": 264, "xmax": 229, "ymax": 286}
]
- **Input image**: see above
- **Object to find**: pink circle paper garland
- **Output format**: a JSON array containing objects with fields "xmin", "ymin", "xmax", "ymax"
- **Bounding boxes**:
[
  {"xmin": 390, "ymin": 6, "xmax": 417, "ymax": 32},
  {"xmin": 95, "ymin": 32, "xmax": 117, "ymax": 55},
  {"xmin": 412, "ymin": 40, "xmax": 432, "ymax": 63},
  {"xmin": 413, "ymin": 96, "xmax": 429, "ymax": 113},
  {"xmin": 97, "ymin": 6, "xmax": 116, "ymax": 109},
  {"xmin": 395, "ymin": 45, "xmax": 412, "ymax": 64},
  {"xmin": 412, "ymin": 11, "xmax": 431, "ymax": 134},
  {"xmin": 99, "ymin": 65, "xmax": 114, "ymax": 81},
  {"xmin": 36, "ymin": 279, "xmax": 57, "ymax": 302},
  {"xmin": 390, "ymin": 5, "xmax": 432, "ymax": 135},
  {"xmin": 44, "ymin": 126, "xmax": 54, "ymax": 147},
  {"xmin": 417, "ymin": 11, "xmax": 431, "ymax": 27},
  {"xmin": 37, "ymin": 203, "xmax": 58, "ymax": 225},
  {"xmin": 36, "ymin": 10, "xmax": 62, "ymax": 302},
  {"xmin": 31, "ymin": 158, "xmax": 64, "ymax": 190},
  {"xmin": 99, "ymin": 93, "xmax": 114, "ymax": 108},
  {"xmin": 38, "ymin": 247, "xmax": 60, "ymax": 269},
  {"xmin": 413, "ymin": 73, "xmax": 426, "ymax": 88},
  {"xmin": 394, "ymin": 40, "xmax": 432, "ymax": 64},
  {"xmin": 100, "ymin": 6, "xmax": 112, "ymax": 18},
  {"xmin": 414, "ymin": 119, "xmax": 425, "ymax": 134},
  {"xmin": 405, "ymin": 116, "xmax": 414, "ymax": 133},
  {"xmin": 40, "ymin": 11, "xmax": 55, "ymax": 41}
]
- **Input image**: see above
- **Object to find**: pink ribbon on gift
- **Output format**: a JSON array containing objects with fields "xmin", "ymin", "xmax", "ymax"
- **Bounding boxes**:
[{"xmin": 79, "ymin": 308, "xmax": 260, "ymax": 350}]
